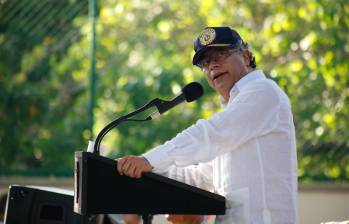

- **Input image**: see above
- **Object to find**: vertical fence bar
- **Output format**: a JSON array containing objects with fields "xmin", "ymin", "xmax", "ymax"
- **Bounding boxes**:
[{"xmin": 88, "ymin": 0, "xmax": 97, "ymax": 139}]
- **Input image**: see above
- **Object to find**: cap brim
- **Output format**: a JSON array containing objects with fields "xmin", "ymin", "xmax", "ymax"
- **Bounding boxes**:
[{"xmin": 192, "ymin": 44, "xmax": 233, "ymax": 66}]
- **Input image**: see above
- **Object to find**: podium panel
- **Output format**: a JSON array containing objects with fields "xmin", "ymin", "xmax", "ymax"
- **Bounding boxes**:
[{"xmin": 74, "ymin": 152, "xmax": 225, "ymax": 216}]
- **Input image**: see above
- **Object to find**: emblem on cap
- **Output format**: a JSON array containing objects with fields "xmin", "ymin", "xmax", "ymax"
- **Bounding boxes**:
[{"xmin": 199, "ymin": 28, "xmax": 216, "ymax": 46}]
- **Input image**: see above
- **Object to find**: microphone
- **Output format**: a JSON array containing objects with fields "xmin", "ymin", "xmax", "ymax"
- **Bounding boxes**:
[{"xmin": 148, "ymin": 82, "xmax": 204, "ymax": 119}]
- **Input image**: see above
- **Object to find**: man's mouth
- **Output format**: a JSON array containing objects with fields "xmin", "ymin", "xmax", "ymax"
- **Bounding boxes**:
[{"xmin": 213, "ymin": 72, "xmax": 227, "ymax": 81}]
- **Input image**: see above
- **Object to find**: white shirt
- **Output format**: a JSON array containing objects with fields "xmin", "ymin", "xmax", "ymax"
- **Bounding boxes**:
[{"xmin": 143, "ymin": 70, "xmax": 298, "ymax": 224}]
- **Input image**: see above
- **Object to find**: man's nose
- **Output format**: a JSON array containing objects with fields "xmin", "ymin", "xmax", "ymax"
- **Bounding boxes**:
[{"xmin": 208, "ymin": 58, "xmax": 221, "ymax": 71}]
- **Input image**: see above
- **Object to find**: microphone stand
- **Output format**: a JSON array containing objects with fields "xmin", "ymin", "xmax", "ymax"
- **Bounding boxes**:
[
  {"xmin": 142, "ymin": 214, "xmax": 153, "ymax": 224},
  {"xmin": 93, "ymin": 98, "xmax": 166, "ymax": 154},
  {"xmin": 94, "ymin": 82, "xmax": 203, "ymax": 154},
  {"xmin": 92, "ymin": 98, "xmax": 169, "ymax": 224}
]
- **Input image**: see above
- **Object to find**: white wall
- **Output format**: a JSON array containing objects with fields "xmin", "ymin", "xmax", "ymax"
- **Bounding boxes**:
[{"xmin": 298, "ymin": 184, "xmax": 349, "ymax": 223}]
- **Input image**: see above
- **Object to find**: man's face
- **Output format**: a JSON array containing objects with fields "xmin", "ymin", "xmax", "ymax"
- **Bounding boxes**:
[{"xmin": 199, "ymin": 48, "xmax": 250, "ymax": 101}]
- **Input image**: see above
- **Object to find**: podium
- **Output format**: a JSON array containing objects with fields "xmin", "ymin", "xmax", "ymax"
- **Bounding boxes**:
[{"xmin": 74, "ymin": 152, "xmax": 225, "ymax": 222}]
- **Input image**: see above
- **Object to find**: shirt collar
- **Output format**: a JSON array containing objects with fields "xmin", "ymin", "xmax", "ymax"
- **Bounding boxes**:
[{"xmin": 219, "ymin": 69, "xmax": 266, "ymax": 107}]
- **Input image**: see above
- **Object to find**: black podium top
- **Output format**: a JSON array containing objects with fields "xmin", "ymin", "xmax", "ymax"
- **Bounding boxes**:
[{"xmin": 74, "ymin": 151, "xmax": 225, "ymax": 216}]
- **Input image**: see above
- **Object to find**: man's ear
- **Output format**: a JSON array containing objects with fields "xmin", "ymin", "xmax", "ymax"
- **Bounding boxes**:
[{"xmin": 241, "ymin": 49, "xmax": 251, "ymax": 67}]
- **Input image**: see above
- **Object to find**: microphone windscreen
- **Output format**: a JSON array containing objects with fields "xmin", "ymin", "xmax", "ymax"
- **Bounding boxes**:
[{"xmin": 182, "ymin": 82, "xmax": 204, "ymax": 102}]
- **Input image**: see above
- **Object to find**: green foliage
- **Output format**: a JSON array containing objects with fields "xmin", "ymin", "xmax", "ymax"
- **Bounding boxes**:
[
  {"xmin": 0, "ymin": 0, "xmax": 348, "ymax": 181},
  {"xmin": 0, "ymin": 0, "xmax": 88, "ymax": 176}
]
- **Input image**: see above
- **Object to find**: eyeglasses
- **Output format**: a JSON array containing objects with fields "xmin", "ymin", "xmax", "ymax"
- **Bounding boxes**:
[{"xmin": 198, "ymin": 48, "xmax": 240, "ymax": 70}]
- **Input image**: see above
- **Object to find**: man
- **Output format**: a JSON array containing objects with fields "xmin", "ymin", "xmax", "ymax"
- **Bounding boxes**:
[{"xmin": 117, "ymin": 26, "xmax": 298, "ymax": 223}]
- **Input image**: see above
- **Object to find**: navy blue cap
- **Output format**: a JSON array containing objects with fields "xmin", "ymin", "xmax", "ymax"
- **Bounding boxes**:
[{"xmin": 192, "ymin": 27, "xmax": 243, "ymax": 66}]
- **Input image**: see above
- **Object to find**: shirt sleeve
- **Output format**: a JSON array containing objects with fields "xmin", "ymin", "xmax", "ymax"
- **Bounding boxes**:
[
  {"xmin": 156, "ymin": 161, "xmax": 214, "ymax": 192},
  {"xmin": 143, "ymin": 81, "xmax": 280, "ymax": 171}
]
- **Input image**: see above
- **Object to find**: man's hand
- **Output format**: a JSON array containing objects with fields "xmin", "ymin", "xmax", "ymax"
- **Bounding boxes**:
[
  {"xmin": 122, "ymin": 214, "xmax": 140, "ymax": 224},
  {"xmin": 166, "ymin": 214, "xmax": 204, "ymax": 224},
  {"xmin": 116, "ymin": 156, "xmax": 152, "ymax": 178}
]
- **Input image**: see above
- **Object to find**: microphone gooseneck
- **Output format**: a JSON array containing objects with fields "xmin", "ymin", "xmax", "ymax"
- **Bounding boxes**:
[{"xmin": 93, "ymin": 82, "xmax": 204, "ymax": 154}]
